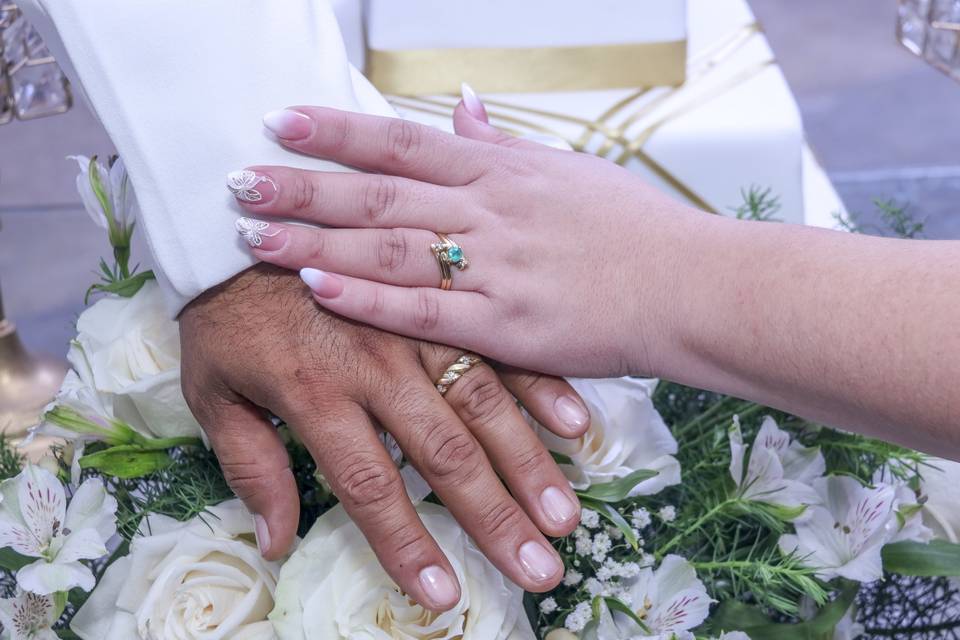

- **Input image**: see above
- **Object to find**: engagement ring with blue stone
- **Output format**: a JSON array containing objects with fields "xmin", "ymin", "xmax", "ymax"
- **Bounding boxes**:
[{"xmin": 431, "ymin": 233, "xmax": 468, "ymax": 290}]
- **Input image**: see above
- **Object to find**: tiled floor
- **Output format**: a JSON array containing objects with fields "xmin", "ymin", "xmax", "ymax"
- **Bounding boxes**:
[{"xmin": 1, "ymin": 0, "xmax": 959, "ymax": 357}]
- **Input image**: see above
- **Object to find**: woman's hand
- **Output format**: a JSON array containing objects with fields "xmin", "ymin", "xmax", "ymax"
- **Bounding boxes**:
[{"xmin": 229, "ymin": 98, "xmax": 702, "ymax": 378}]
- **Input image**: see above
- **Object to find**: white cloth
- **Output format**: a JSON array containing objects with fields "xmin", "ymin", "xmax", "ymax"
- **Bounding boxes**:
[{"xmin": 19, "ymin": 0, "xmax": 394, "ymax": 315}]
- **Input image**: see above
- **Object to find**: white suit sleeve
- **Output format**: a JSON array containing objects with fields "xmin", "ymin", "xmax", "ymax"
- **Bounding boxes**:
[{"xmin": 18, "ymin": 0, "xmax": 394, "ymax": 315}]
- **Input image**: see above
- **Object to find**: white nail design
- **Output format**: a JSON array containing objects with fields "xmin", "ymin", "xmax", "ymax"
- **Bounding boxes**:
[
  {"xmin": 227, "ymin": 170, "xmax": 276, "ymax": 203},
  {"xmin": 235, "ymin": 217, "xmax": 279, "ymax": 247}
]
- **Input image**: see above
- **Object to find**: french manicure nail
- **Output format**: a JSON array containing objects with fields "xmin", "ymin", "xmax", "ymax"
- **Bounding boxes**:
[
  {"xmin": 253, "ymin": 514, "xmax": 271, "ymax": 555},
  {"xmin": 418, "ymin": 565, "xmax": 460, "ymax": 608},
  {"xmin": 227, "ymin": 170, "xmax": 277, "ymax": 204},
  {"xmin": 554, "ymin": 396, "xmax": 590, "ymax": 431},
  {"xmin": 235, "ymin": 217, "xmax": 287, "ymax": 251},
  {"xmin": 263, "ymin": 109, "xmax": 313, "ymax": 140},
  {"xmin": 300, "ymin": 267, "xmax": 345, "ymax": 298},
  {"xmin": 461, "ymin": 82, "xmax": 488, "ymax": 121},
  {"xmin": 540, "ymin": 486, "xmax": 578, "ymax": 524},
  {"xmin": 518, "ymin": 541, "xmax": 562, "ymax": 582}
]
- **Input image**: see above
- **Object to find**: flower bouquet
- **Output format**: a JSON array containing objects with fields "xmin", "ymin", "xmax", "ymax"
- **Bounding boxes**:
[{"xmin": 3, "ymin": 159, "xmax": 959, "ymax": 639}]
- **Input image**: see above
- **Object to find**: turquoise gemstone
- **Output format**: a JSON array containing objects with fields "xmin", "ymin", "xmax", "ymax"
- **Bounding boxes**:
[{"xmin": 447, "ymin": 246, "xmax": 464, "ymax": 263}]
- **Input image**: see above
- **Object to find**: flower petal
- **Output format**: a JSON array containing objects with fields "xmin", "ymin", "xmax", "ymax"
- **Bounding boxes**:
[
  {"xmin": 17, "ymin": 559, "xmax": 95, "ymax": 595},
  {"xmin": 65, "ymin": 478, "xmax": 117, "ymax": 541},
  {"xmin": 17, "ymin": 466, "xmax": 66, "ymax": 548},
  {"xmin": 57, "ymin": 528, "xmax": 109, "ymax": 563}
]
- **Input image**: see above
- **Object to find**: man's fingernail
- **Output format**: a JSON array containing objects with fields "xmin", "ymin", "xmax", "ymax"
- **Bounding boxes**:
[
  {"xmin": 300, "ymin": 267, "xmax": 344, "ymax": 298},
  {"xmin": 540, "ymin": 486, "xmax": 578, "ymax": 524},
  {"xmin": 253, "ymin": 514, "xmax": 271, "ymax": 555},
  {"xmin": 554, "ymin": 396, "xmax": 590, "ymax": 431},
  {"xmin": 227, "ymin": 170, "xmax": 277, "ymax": 204},
  {"xmin": 418, "ymin": 565, "xmax": 460, "ymax": 608},
  {"xmin": 518, "ymin": 541, "xmax": 562, "ymax": 582},
  {"xmin": 235, "ymin": 217, "xmax": 288, "ymax": 251},
  {"xmin": 460, "ymin": 82, "xmax": 488, "ymax": 121},
  {"xmin": 263, "ymin": 109, "xmax": 313, "ymax": 140}
]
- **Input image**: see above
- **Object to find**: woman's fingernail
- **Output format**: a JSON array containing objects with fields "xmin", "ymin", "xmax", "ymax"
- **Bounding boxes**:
[
  {"xmin": 263, "ymin": 109, "xmax": 313, "ymax": 140},
  {"xmin": 418, "ymin": 565, "xmax": 460, "ymax": 609},
  {"xmin": 540, "ymin": 486, "xmax": 579, "ymax": 524},
  {"xmin": 300, "ymin": 267, "xmax": 345, "ymax": 298},
  {"xmin": 235, "ymin": 217, "xmax": 288, "ymax": 251},
  {"xmin": 227, "ymin": 170, "xmax": 277, "ymax": 204},
  {"xmin": 253, "ymin": 514, "xmax": 271, "ymax": 555},
  {"xmin": 518, "ymin": 541, "xmax": 562, "ymax": 582},
  {"xmin": 554, "ymin": 396, "xmax": 590, "ymax": 431},
  {"xmin": 461, "ymin": 82, "xmax": 488, "ymax": 121}
]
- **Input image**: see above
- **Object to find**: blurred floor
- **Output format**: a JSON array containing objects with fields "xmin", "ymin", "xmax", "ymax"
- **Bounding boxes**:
[{"xmin": 1, "ymin": 0, "xmax": 959, "ymax": 357}]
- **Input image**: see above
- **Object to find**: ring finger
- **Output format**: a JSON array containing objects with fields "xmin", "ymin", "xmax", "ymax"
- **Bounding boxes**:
[{"xmin": 238, "ymin": 222, "xmax": 484, "ymax": 291}]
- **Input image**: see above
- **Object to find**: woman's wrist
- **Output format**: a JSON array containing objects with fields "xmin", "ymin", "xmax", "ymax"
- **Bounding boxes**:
[{"xmin": 620, "ymin": 196, "xmax": 711, "ymax": 379}]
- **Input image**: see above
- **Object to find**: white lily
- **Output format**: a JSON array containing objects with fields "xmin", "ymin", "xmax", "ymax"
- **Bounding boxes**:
[
  {"xmin": 0, "ymin": 465, "xmax": 117, "ymax": 595},
  {"xmin": 871, "ymin": 466, "xmax": 933, "ymax": 544},
  {"xmin": 779, "ymin": 475, "xmax": 898, "ymax": 582},
  {"xmin": 729, "ymin": 416, "xmax": 824, "ymax": 516},
  {"xmin": 68, "ymin": 154, "xmax": 137, "ymax": 239},
  {"xmin": 585, "ymin": 555, "xmax": 713, "ymax": 639},
  {"xmin": 0, "ymin": 591, "xmax": 58, "ymax": 640},
  {"xmin": 535, "ymin": 378, "xmax": 681, "ymax": 497}
]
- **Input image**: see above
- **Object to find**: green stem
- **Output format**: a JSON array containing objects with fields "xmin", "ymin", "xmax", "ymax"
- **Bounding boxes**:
[
  {"xmin": 141, "ymin": 436, "xmax": 204, "ymax": 450},
  {"xmin": 691, "ymin": 559, "xmax": 811, "ymax": 576},
  {"xmin": 656, "ymin": 497, "xmax": 738, "ymax": 559}
]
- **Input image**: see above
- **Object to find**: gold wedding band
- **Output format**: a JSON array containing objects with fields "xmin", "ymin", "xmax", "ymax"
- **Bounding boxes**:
[
  {"xmin": 431, "ymin": 233, "xmax": 468, "ymax": 291},
  {"xmin": 435, "ymin": 353, "xmax": 483, "ymax": 396}
]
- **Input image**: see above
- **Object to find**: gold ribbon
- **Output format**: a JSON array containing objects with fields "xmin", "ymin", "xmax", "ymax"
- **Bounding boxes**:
[
  {"xmin": 366, "ymin": 41, "xmax": 686, "ymax": 96},
  {"xmin": 388, "ymin": 23, "xmax": 769, "ymax": 214}
]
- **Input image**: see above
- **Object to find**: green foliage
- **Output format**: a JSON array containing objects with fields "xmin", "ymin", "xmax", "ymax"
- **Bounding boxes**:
[
  {"xmin": 575, "ymin": 469, "xmax": 658, "ymax": 503},
  {"xmin": 0, "ymin": 434, "xmax": 23, "ymax": 481},
  {"xmin": 732, "ymin": 186, "xmax": 782, "ymax": 222},
  {"xmin": 105, "ymin": 447, "xmax": 235, "ymax": 541},
  {"xmin": 835, "ymin": 197, "xmax": 925, "ymax": 239},
  {"xmin": 882, "ymin": 540, "xmax": 960, "ymax": 577}
]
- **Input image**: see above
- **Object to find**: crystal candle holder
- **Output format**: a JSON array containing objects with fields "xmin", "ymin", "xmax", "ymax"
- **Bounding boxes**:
[
  {"xmin": 898, "ymin": 0, "xmax": 960, "ymax": 82},
  {"xmin": 0, "ymin": 2, "xmax": 72, "ymax": 124}
]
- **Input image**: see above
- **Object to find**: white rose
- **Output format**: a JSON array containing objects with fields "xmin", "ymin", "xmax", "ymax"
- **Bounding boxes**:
[
  {"xmin": 71, "ymin": 500, "xmax": 280, "ymax": 640},
  {"xmin": 920, "ymin": 457, "xmax": 960, "ymax": 543},
  {"xmin": 60, "ymin": 281, "xmax": 201, "ymax": 441},
  {"xmin": 533, "ymin": 378, "xmax": 680, "ymax": 496},
  {"xmin": 270, "ymin": 503, "xmax": 534, "ymax": 640}
]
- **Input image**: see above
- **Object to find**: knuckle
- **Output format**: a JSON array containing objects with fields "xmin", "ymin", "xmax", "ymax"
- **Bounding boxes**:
[
  {"xmin": 364, "ymin": 176, "xmax": 399, "ymax": 224},
  {"xmin": 513, "ymin": 443, "xmax": 551, "ymax": 476},
  {"xmin": 376, "ymin": 228, "xmax": 409, "ymax": 274},
  {"xmin": 389, "ymin": 523, "xmax": 433, "ymax": 558},
  {"xmin": 454, "ymin": 370, "xmax": 511, "ymax": 424},
  {"xmin": 384, "ymin": 119, "xmax": 423, "ymax": 167},
  {"xmin": 477, "ymin": 500, "xmax": 524, "ymax": 539},
  {"xmin": 333, "ymin": 453, "xmax": 403, "ymax": 509},
  {"xmin": 506, "ymin": 370, "xmax": 544, "ymax": 394},
  {"xmin": 364, "ymin": 285, "xmax": 388, "ymax": 319},
  {"xmin": 420, "ymin": 424, "xmax": 482, "ymax": 481},
  {"xmin": 414, "ymin": 288, "xmax": 442, "ymax": 332},
  {"xmin": 326, "ymin": 111, "xmax": 352, "ymax": 153},
  {"xmin": 292, "ymin": 174, "xmax": 319, "ymax": 211},
  {"xmin": 220, "ymin": 457, "xmax": 291, "ymax": 501}
]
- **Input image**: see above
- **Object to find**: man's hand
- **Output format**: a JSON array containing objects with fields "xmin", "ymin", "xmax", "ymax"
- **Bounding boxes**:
[{"xmin": 179, "ymin": 264, "xmax": 590, "ymax": 610}]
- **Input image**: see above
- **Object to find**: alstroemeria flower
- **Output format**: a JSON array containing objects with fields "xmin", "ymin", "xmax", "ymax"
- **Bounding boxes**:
[
  {"xmin": 68, "ymin": 154, "xmax": 137, "ymax": 239},
  {"xmin": 870, "ymin": 467, "xmax": 933, "ymax": 544},
  {"xmin": 729, "ymin": 416, "xmax": 824, "ymax": 515},
  {"xmin": 0, "ymin": 590, "xmax": 57, "ymax": 640},
  {"xmin": 779, "ymin": 475, "xmax": 898, "ymax": 582},
  {"xmin": 586, "ymin": 555, "xmax": 713, "ymax": 639},
  {"xmin": 534, "ymin": 378, "xmax": 681, "ymax": 497},
  {"xmin": 0, "ymin": 465, "xmax": 117, "ymax": 594}
]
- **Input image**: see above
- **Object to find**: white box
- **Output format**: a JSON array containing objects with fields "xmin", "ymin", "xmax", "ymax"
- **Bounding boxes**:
[{"xmin": 364, "ymin": 0, "xmax": 687, "ymax": 94}]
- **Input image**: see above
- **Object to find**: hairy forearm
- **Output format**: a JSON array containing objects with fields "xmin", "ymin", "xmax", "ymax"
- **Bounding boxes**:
[{"xmin": 654, "ymin": 213, "xmax": 960, "ymax": 457}]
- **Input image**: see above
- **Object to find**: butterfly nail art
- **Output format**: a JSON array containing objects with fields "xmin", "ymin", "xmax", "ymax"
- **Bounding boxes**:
[
  {"xmin": 227, "ymin": 170, "xmax": 277, "ymax": 203},
  {"xmin": 235, "ymin": 217, "xmax": 279, "ymax": 247}
]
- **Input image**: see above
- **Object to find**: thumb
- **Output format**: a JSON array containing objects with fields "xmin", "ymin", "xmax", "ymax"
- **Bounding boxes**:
[
  {"xmin": 200, "ymin": 399, "xmax": 300, "ymax": 561},
  {"xmin": 453, "ymin": 83, "xmax": 544, "ymax": 151}
]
